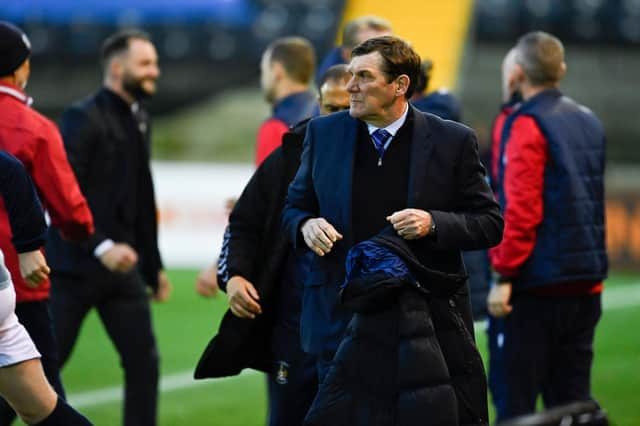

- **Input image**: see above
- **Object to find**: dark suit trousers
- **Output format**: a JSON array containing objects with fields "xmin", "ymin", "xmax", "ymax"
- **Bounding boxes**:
[
  {"xmin": 267, "ymin": 322, "xmax": 318, "ymax": 426},
  {"xmin": 487, "ymin": 292, "xmax": 602, "ymax": 422},
  {"xmin": 0, "ymin": 300, "xmax": 66, "ymax": 425},
  {"xmin": 50, "ymin": 270, "xmax": 159, "ymax": 426}
]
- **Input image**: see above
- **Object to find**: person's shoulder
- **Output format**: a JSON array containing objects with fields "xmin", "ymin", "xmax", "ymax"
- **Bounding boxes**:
[
  {"xmin": 254, "ymin": 145, "xmax": 287, "ymax": 187},
  {"xmin": 260, "ymin": 145, "xmax": 285, "ymax": 169},
  {"xmin": 65, "ymin": 91, "xmax": 102, "ymax": 115},
  {"xmin": 17, "ymin": 105, "xmax": 60, "ymax": 138},
  {"xmin": 60, "ymin": 91, "xmax": 104, "ymax": 128},
  {"xmin": 417, "ymin": 108, "xmax": 472, "ymax": 138},
  {"xmin": 0, "ymin": 149, "xmax": 21, "ymax": 168},
  {"xmin": 290, "ymin": 117, "xmax": 312, "ymax": 136},
  {"xmin": 414, "ymin": 109, "xmax": 477, "ymax": 154},
  {"xmin": 309, "ymin": 110, "xmax": 352, "ymax": 129},
  {"xmin": 259, "ymin": 116, "xmax": 288, "ymax": 132},
  {"xmin": 414, "ymin": 87, "xmax": 460, "ymax": 108},
  {"xmin": 0, "ymin": 150, "xmax": 24, "ymax": 182},
  {"xmin": 511, "ymin": 114, "xmax": 540, "ymax": 131},
  {"xmin": 559, "ymin": 95, "xmax": 604, "ymax": 128},
  {"xmin": 427, "ymin": 88, "xmax": 458, "ymax": 103}
]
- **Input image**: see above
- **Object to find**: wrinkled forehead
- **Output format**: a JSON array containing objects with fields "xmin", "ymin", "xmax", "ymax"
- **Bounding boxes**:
[{"xmin": 347, "ymin": 51, "xmax": 384, "ymax": 75}]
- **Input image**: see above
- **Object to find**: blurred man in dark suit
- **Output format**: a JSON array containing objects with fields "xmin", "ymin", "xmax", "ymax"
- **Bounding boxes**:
[{"xmin": 47, "ymin": 29, "xmax": 171, "ymax": 426}]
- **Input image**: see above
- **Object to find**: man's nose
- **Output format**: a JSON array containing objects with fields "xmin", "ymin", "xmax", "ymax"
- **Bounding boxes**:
[{"xmin": 346, "ymin": 77, "xmax": 357, "ymax": 92}]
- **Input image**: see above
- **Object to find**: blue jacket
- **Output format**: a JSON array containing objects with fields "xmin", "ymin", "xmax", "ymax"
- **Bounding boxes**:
[
  {"xmin": 272, "ymin": 91, "xmax": 318, "ymax": 128},
  {"xmin": 497, "ymin": 89, "xmax": 607, "ymax": 289},
  {"xmin": 411, "ymin": 89, "xmax": 462, "ymax": 122},
  {"xmin": 315, "ymin": 47, "xmax": 345, "ymax": 87}
]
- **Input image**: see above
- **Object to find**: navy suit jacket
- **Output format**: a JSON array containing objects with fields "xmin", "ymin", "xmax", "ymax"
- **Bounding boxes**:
[{"xmin": 282, "ymin": 106, "xmax": 503, "ymax": 354}]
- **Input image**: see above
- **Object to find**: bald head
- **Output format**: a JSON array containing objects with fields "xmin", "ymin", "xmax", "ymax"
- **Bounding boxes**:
[
  {"xmin": 342, "ymin": 16, "xmax": 392, "ymax": 49},
  {"xmin": 318, "ymin": 64, "xmax": 350, "ymax": 114},
  {"xmin": 501, "ymin": 48, "xmax": 519, "ymax": 102},
  {"xmin": 514, "ymin": 31, "xmax": 566, "ymax": 87}
]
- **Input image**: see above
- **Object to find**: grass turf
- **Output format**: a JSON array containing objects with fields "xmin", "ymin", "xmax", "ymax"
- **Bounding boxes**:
[{"xmin": 27, "ymin": 270, "xmax": 639, "ymax": 425}]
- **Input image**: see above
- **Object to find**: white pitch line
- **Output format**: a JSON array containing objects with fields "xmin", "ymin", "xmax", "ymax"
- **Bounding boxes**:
[
  {"xmin": 69, "ymin": 282, "xmax": 640, "ymax": 409},
  {"xmin": 602, "ymin": 281, "xmax": 640, "ymax": 309},
  {"xmin": 69, "ymin": 370, "xmax": 260, "ymax": 409}
]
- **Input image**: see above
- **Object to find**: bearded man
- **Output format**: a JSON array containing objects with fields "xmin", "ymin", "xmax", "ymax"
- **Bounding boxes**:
[{"xmin": 46, "ymin": 29, "xmax": 171, "ymax": 426}]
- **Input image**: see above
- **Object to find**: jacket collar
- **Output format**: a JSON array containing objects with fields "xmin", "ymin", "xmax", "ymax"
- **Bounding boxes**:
[
  {"xmin": 99, "ymin": 87, "xmax": 135, "ymax": 115},
  {"xmin": 0, "ymin": 81, "xmax": 33, "ymax": 106},
  {"xmin": 370, "ymin": 230, "xmax": 467, "ymax": 295},
  {"xmin": 342, "ymin": 228, "xmax": 467, "ymax": 309},
  {"xmin": 520, "ymin": 88, "xmax": 562, "ymax": 111}
]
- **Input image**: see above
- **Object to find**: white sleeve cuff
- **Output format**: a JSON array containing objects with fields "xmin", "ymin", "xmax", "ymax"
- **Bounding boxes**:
[{"xmin": 93, "ymin": 239, "xmax": 115, "ymax": 258}]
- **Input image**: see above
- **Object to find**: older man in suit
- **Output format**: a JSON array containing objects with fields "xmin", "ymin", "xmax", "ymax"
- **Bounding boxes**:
[{"xmin": 282, "ymin": 36, "xmax": 503, "ymax": 403}]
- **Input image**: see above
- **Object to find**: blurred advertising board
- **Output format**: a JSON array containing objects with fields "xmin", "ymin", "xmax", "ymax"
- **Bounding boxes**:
[{"xmin": 152, "ymin": 162, "xmax": 640, "ymax": 271}]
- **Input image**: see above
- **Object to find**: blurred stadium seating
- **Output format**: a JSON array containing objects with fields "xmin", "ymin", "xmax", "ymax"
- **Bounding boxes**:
[
  {"xmin": 475, "ymin": 0, "xmax": 640, "ymax": 44},
  {"xmin": 0, "ymin": 0, "xmax": 346, "ymax": 114},
  {"xmin": 2, "ymin": 1, "xmax": 639, "ymax": 164}
]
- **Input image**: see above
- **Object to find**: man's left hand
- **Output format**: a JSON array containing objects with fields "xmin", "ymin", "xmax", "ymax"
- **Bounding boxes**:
[
  {"xmin": 153, "ymin": 270, "xmax": 172, "ymax": 302},
  {"xmin": 387, "ymin": 209, "xmax": 433, "ymax": 240},
  {"xmin": 487, "ymin": 283, "xmax": 513, "ymax": 317}
]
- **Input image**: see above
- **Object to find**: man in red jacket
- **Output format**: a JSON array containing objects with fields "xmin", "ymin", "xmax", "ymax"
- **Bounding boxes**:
[
  {"xmin": 0, "ymin": 21, "xmax": 136, "ymax": 423},
  {"xmin": 487, "ymin": 32, "xmax": 606, "ymax": 421},
  {"xmin": 255, "ymin": 37, "xmax": 317, "ymax": 166}
]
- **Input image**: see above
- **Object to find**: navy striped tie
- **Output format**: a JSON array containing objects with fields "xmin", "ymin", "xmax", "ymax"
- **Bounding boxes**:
[{"xmin": 371, "ymin": 129, "xmax": 392, "ymax": 165}]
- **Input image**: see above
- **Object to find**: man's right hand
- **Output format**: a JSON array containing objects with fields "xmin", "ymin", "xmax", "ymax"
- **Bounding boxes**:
[
  {"xmin": 301, "ymin": 217, "xmax": 343, "ymax": 256},
  {"xmin": 99, "ymin": 243, "xmax": 138, "ymax": 273},
  {"xmin": 227, "ymin": 275, "xmax": 261, "ymax": 319},
  {"xmin": 18, "ymin": 250, "xmax": 51, "ymax": 288},
  {"xmin": 487, "ymin": 282, "xmax": 513, "ymax": 317},
  {"xmin": 195, "ymin": 264, "xmax": 219, "ymax": 298}
]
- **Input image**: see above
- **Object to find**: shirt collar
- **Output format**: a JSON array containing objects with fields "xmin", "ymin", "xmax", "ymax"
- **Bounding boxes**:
[
  {"xmin": 367, "ymin": 102, "xmax": 409, "ymax": 136},
  {"xmin": 0, "ymin": 82, "xmax": 33, "ymax": 106}
]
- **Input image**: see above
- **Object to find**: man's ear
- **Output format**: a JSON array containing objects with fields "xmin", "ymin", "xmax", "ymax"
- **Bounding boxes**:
[
  {"xmin": 109, "ymin": 57, "xmax": 123, "ymax": 80},
  {"xmin": 340, "ymin": 46, "xmax": 351, "ymax": 63},
  {"xmin": 396, "ymin": 74, "xmax": 410, "ymax": 97},
  {"xmin": 513, "ymin": 63, "xmax": 526, "ymax": 84},
  {"xmin": 271, "ymin": 61, "xmax": 286, "ymax": 82},
  {"xmin": 558, "ymin": 61, "xmax": 567, "ymax": 80},
  {"xmin": 507, "ymin": 68, "xmax": 520, "ymax": 96}
]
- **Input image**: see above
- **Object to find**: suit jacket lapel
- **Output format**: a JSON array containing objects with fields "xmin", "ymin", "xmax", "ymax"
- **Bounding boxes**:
[
  {"xmin": 407, "ymin": 107, "xmax": 434, "ymax": 207},
  {"xmin": 338, "ymin": 115, "xmax": 358, "ymax": 245}
]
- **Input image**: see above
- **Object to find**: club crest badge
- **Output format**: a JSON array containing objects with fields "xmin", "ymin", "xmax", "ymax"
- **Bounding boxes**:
[{"xmin": 275, "ymin": 361, "xmax": 289, "ymax": 385}]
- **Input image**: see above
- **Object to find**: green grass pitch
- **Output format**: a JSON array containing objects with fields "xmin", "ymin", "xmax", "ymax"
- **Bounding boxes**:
[{"xmin": 29, "ymin": 270, "xmax": 640, "ymax": 425}]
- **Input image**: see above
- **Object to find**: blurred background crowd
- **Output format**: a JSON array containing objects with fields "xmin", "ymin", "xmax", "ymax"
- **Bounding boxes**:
[{"xmin": 3, "ymin": 0, "xmax": 638, "ymax": 271}]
